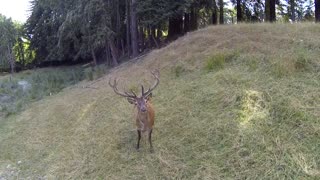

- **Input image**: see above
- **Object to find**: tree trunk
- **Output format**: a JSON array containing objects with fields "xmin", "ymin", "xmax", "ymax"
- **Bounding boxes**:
[
  {"xmin": 290, "ymin": 0, "xmax": 295, "ymax": 22},
  {"xmin": 212, "ymin": 0, "xmax": 218, "ymax": 25},
  {"xmin": 190, "ymin": 7, "xmax": 198, "ymax": 31},
  {"xmin": 126, "ymin": 0, "xmax": 131, "ymax": 56},
  {"xmin": 184, "ymin": 13, "xmax": 190, "ymax": 32},
  {"xmin": 91, "ymin": 48, "xmax": 97, "ymax": 66},
  {"xmin": 237, "ymin": 0, "xmax": 242, "ymax": 23},
  {"xmin": 265, "ymin": 0, "xmax": 270, "ymax": 21},
  {"xmin": 316, "ymin": 0, "xmax": 320, "ymax": 22},
  {"xmin": 219, "ymin": 0, "xmax": 224, "ymax": 24},
  {"xmin": 156, "ymin": 26, "xmax": 162, "ymax": 43},
  {"xmin": 121, "ymin": 39, "xmax": 125, "ymax": 56},
  {"xmin": 270, "ymin": 0, "xmax": 276, "ymax": 22},
  {"xmin": 265, "ymin": 0, "xmax": 275, "ymax": 22},
  {"xmin": 149, "ymin": 27, "xmax": 158, "ymax": 48},
  {"xmin": 168, "ymin": 15, "xmax": 183, "ymax": 39},
  {"xmin": 105, "ymin": 44, "xmax": 111, "ymax": 66},
  {"xmin": 139, "ymin": 26, "xmax": 145, "ymax": 52},
  {"xmin": 7, "ymin": 45, "xmax": 15, "ymax": 75},
  {"xmin": 130, "ymin": 0, "xmax": 138, "ymax": 57},
  {"xmin": 116, "ymin": 0, "xmax": 121, "ymax": 49},
  {"xmin": 108, "ymin": 40, "xmax": 119, "ymax": 66}
]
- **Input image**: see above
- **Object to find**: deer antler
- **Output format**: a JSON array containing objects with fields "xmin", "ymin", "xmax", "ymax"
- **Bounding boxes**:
[
  {"xmin": 109, "ymin": 78, "xmax": 137, "ymax": 99},
  {"xmin": 142, "ymin": 70, "xmax": 160, "ymax": 97}
]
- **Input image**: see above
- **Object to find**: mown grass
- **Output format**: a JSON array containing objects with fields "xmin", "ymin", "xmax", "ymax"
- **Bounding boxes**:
[{"xmin": 0, "ymin": 23, "xmax": 319, "ymax": 179}]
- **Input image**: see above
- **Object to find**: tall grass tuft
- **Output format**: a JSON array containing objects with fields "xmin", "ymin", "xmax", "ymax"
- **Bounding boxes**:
[{"xmin": 205, "ymin": 51, "xmax": 239, "ymax": 72}]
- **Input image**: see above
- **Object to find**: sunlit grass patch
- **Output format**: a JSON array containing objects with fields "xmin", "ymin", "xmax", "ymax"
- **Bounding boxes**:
[{"xmin": 238, "ymin": 90, "xmax": 270, "ymax": 128}]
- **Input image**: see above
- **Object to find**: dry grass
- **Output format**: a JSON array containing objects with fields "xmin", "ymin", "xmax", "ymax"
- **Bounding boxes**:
[{"xmin": 0, "ymin": 23, "xmax": 320, "ymax": 179}]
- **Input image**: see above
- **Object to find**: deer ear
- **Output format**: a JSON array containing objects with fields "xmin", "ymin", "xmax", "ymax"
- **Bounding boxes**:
[{"xmin": 127, "ymin": 98, "xmax": 136, "ymax": 104}]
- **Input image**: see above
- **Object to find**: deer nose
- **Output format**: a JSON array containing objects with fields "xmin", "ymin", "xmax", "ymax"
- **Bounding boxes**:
[{"xmin": 141, "ymin": 107, "xmax": 147, "ymax": 112}]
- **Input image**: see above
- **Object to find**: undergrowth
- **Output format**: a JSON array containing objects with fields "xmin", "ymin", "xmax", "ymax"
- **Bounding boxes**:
[{"xmin": 0, "ymin": 64, "xmax": 108, "ymax": 117}]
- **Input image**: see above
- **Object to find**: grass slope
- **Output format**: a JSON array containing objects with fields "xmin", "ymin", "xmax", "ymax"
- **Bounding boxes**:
[{"xmin": 0, "ymin": 23, "xmax": 319, "ymax": 179}]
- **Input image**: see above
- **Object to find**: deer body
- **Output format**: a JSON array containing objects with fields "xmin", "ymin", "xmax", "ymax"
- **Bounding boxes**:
[
  {"xmin": 109, "ymin": 70, "xmax": 159, "ymax": 152},
  {"xmin": 135, "ymin": 101, "xmax": 155, "ymax": 151},
  {"xmin": 135, "ymin": 102, "xmax": 154, "ymax": 132}
]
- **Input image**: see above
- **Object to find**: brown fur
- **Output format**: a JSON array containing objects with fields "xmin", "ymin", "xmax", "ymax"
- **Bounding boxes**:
[{"xmin": 135, "ymin": 101, "xmax": 155, "ymax": 132}]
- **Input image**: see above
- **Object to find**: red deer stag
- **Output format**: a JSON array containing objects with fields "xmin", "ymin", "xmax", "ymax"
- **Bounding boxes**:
[{"xmin": 109, "ymin": 70, "xmax": 160, "ymax": 152}]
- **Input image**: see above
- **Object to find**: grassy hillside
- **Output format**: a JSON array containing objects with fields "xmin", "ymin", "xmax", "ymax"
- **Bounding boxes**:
[{"xmin": 0, "ymin": 23, "xmax": 319, "ymax": 179}]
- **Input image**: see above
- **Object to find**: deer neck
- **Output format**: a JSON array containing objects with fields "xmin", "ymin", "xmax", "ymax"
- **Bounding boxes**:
[{"xmin": 136, "ymin": 110, "xmax": 150, "ymax": 131}]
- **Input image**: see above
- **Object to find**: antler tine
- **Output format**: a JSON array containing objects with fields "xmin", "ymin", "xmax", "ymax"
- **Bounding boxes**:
[
  {"xmin": 109, "ymin": 77, "xmax": 137, "ymax": 98},
  {"xmin": 142, "ymin": 70, "xmax": 160, "ymax": 97},
  {"xmin": 125, "ymin": 90, "xmax": 137, "ymax": 98},
  {"xmin": 141, "ymin": 85, "xmax": 144, "ymax": 97},
  {"xmin": 151, "ymin": 69, "xmax": 160, "ymax": 77},
  {"xmin": 130, "ymin": 90, "xmax": 137, "ymax": 97}
]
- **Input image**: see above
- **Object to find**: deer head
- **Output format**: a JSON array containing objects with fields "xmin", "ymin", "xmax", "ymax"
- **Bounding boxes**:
[{"xmin": 109, "ymin": 70, "xmax": 160, "ymax": 113}]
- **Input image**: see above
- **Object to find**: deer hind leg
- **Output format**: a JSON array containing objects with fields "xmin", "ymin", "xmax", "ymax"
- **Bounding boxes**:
[
  {"xmin": 136, "ymin": 130, "xmax": 141, "ymax": 151},
  {"xmin": 148, "ymin": 129, "xmax": 154, "ymax": 153}
]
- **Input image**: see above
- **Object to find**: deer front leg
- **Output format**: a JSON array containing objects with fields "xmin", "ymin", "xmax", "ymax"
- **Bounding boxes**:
[
  {"xmin": 136, "ymin": 130, "xmax": 141, "ymax": 151},
  {"xmin": 148, "ymin": 129, "xmax": 154, "ymax": 153}
]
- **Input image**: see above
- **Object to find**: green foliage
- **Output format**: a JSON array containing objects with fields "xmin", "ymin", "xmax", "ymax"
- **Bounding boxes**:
[
  {"xmin": 137, "ymin": 0, "xmax": 191, "ymax": 27},
  {"xmin": 26, "ymin": 0, "xmax": 115, "ymax": 63},
  {"xmin": 0, "ymin": 65, "xmax": 109, "ymax": 117},
  {"xmin": 0, "ymin": 14, "xmax": 17, "ymax": 70}
]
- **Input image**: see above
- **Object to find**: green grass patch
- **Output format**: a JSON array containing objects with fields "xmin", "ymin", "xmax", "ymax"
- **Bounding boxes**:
[
  {"xmin": 205, "ymin": 51, "xmax": 239, "ymax": 72},
  {"xmin": 205, "ymin": 53, "xmax": 226, "ymax": 71},
  {"xmin": 173, "ymin": 65, "xmax": 186, "ymax": 77}
]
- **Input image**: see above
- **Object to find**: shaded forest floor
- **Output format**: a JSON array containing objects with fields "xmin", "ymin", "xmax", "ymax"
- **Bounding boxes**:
[{"xmin": 0, "ymin": 23, "xmax": 319, "ymax": 179}]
